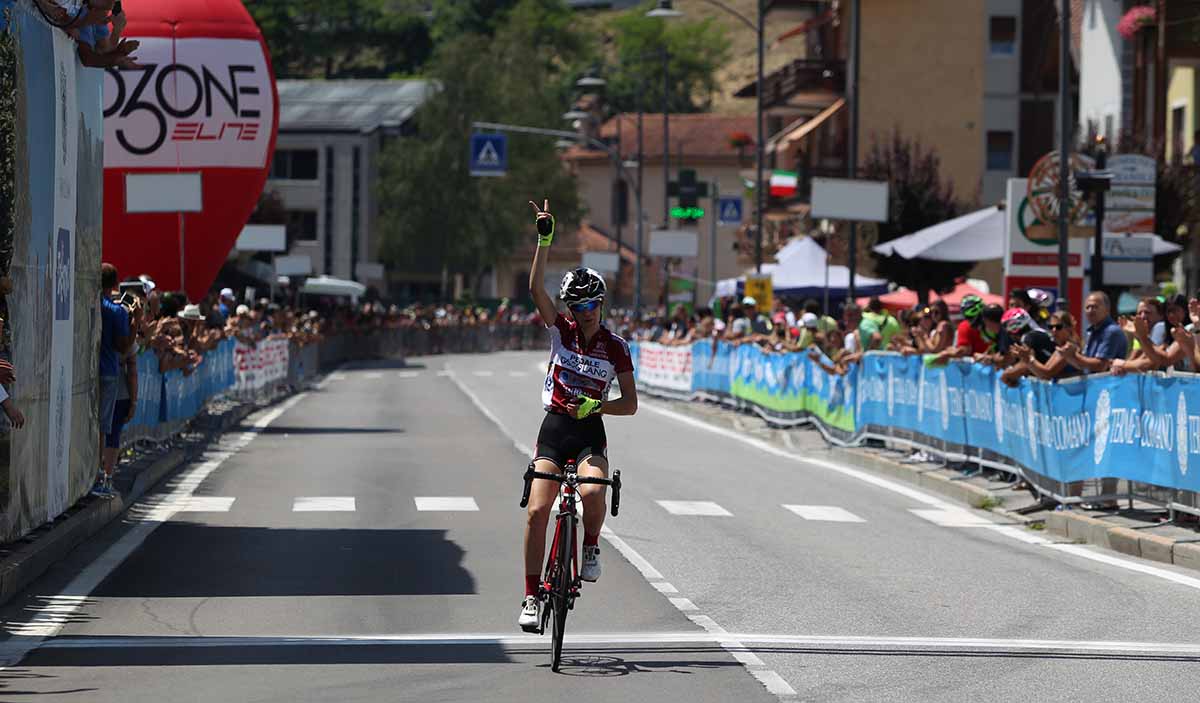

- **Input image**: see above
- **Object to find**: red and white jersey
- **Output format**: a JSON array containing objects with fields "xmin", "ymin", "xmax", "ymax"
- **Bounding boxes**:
[{"xmin": 542, "ymin": 314, "xmax": 634, "ymax": 413}]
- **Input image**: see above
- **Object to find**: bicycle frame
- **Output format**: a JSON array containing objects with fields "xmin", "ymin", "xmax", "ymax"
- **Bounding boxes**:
[{"xmin": 542, "ymin": 469, "xmax": 581, "ymax": 607}]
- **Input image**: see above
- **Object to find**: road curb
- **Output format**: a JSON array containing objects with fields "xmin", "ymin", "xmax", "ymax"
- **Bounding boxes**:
[{"xmin": 0, "ymin": 392, "xmax": 284, "ymax": 608}]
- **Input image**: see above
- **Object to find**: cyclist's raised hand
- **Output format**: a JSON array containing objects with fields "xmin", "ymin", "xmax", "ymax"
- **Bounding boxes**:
[{"xmin": 529, "ymin": 199, "xmax": 555, "ymax": 248}]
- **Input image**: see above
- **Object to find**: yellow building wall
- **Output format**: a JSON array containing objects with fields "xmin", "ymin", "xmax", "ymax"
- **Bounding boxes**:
[
  {"xmin": 859, "ymin": 0, "xmax": 985, "ymax": 200},
  {"xmin": 1167, "ymin": 64, "xmax": 1196, "ymax": 163}
]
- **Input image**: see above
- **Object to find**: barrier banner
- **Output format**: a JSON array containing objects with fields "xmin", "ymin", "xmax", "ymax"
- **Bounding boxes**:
[
  {"xmin": 692, "ymin": 340, "xmax": 731, "ymax": 398},
  {"xmin": 632, "ymin": 343, "xmax": 692, "ymax": 395},
  {"xmin": 234, "ymin": 337, "xmax": 289, "ymax": 392}
]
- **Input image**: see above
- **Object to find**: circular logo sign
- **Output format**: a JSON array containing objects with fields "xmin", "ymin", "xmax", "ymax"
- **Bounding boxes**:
[{"xmin": 1023, "ymin": 151, "xmax": 1096, "ymax": 244}]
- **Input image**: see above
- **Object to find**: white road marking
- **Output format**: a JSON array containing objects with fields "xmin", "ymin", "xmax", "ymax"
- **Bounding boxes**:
[
  {"xmin": 642, "ymin": 399, "xmax": 1200, "ymax": 594},
  {"xmin": 669, "ymin": 597, "xmax": 699, "ymax": 612},
  {"xmin": 0, "ymin": 394, "xmax": 306, "ymax": 662},
  {"xmin": 397, "ymin": 371, "xmax": 420, "ymax": 379},
  {"xmin": 436, "ymin": 370, "xmax": 452, "ymax": 377},
  {"xmin": 32, "ymin": 632, "xmax": 1200, "ymax": 657},
  {"xmin": 782, "ymin": 505, "xmax": 865, "ymax": 523},
  {"xmin": 293, "ymin": 497, "xmax": 356, "ymax": 512},
  {"xmin": 414, "ymin": 497, "xmax": 479, "ymax": 512},
  {"xmin": 179, "ymin": 497, "xmax": 236, "ymax": 512},
  {"xmin": 910, "ymin": 508, "xmax": 998, "ymax": 527},
  {"xmin": 329, "ymin": 373, "xmax": 347, "ymax": 381},
  {"xmin": 446, "ymin": 368, "xmax": 793, "ymax": 698},
  {"xmin": 657, "ymin": 500, "xmax": 732, "ymax": 516},
  {"xmin": 651, "ymin": 581, "xmax": 679, "ymax": 594},
  {"xmin": 473, "ymin": 370, "xmax": 494, "ymax": 377},
  {"xmin": 364, "ymin": 372, "xmax": 384, "ymax": 380}
]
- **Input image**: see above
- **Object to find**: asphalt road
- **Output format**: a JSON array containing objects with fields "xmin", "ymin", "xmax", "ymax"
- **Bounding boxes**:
[{"xmin": 3, "ymin": 350, "xmax": 1200, "ymax": 702}]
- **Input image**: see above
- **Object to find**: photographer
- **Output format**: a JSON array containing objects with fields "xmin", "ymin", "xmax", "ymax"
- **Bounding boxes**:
[{"xmin": 95, "ymin": 263, "xmax": 132, "ymax": 498}]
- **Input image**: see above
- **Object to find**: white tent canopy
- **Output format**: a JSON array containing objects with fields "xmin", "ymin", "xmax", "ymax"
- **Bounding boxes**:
[
  {"xmin": 873, "ymin": 206, "xmax": 1005, "ymax": 261},
  {"xmin": 875, "ymin": 205, "xmax": 1182, "ymax": 261},
  {"xmin": 301, "ymin": 275, "xmax": 367, "ymax": 299},
  {"xmin": 716, "ymin": 238, "xmax": 888, "ymax": 298}
]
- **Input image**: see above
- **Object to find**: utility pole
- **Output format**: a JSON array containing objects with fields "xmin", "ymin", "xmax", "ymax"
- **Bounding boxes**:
[
  {"xmin": 1056, "ymin": 0, "xmax": 1071, "ymax": 310},
  {"xmin": 846, "ymin": 0, "xmax": 861, "ymax": 302},
  {"xmin": 754, "ymin": 0, "xmax": 764, "ymax": 273}
]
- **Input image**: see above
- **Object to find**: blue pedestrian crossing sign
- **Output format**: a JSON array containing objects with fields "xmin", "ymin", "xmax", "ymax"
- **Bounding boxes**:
[
  {"xmin": 470, "ymin": 133, "xmax": 507, "ymax": 177},
  {"xmin": 717, "ymin": 196, "xmax": 743, "ymax": 225}
]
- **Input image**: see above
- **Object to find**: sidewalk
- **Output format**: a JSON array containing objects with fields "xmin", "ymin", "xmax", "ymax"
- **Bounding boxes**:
[
  {"xmin": 649, "ymin": 396, "xmax": 1200, "ymax": 573},
  {"xmin": 0, "ymin": 387, "xmax": 299, "ymax": 607}
]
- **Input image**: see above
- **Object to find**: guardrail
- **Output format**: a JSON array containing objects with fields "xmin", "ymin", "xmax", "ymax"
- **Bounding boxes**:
[{"xmin": 631, "ymin": 340, "xmax": 1200, "ymax": 517}]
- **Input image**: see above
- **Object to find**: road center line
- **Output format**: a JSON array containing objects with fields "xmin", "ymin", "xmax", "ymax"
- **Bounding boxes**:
[{"xmin": 444, "ymin": 367, "xmax": 797, "ymax": 699}]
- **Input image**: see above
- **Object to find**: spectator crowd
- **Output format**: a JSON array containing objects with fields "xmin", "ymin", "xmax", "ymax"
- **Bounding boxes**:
[{"xmin": 621, "ymin": 287, "xmax": 1200, "ymax": 386}]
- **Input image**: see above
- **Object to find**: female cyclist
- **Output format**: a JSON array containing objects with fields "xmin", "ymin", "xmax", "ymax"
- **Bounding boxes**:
[{"xmin": 519, "ymin": 200, "xmax": 639, "ymax": 632}]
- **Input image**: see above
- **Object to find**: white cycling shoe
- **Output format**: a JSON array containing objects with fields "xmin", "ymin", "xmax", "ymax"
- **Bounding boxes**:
[
  {"xmin": 518, "ymin": 596, "xmax": 540, "ymax": 632},
  {"xmin": 580, "ymin": 545, "xmax": 601, "ymax": 582}
]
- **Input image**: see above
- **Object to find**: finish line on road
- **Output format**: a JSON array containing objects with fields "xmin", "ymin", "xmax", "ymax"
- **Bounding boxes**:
[{"xmin": 31, "ymin": 632, "xmax": 1200, "ymax": 659}]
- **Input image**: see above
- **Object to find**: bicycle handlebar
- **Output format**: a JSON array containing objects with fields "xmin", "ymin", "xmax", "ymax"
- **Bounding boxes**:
[{"xmin": 520, "ymin": 465, "xmax": 622, "ymax": 517}]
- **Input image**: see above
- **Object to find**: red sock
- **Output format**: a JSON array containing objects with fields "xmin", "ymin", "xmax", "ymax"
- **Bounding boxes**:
[
  {"xmin": 525, "ymin": 574, "xmax": 540, "ymax": 597},
  {"xmin": 583, "ymin": 532, "xmax": 599, "ymax": 547}
]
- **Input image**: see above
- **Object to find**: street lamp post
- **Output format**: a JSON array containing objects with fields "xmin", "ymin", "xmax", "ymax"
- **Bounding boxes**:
[{"xmin": 651, "ymin": 0, "xmax": 765, "ymax": 275}]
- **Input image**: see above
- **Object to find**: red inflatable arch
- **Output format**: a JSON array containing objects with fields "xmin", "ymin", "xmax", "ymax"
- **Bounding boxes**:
[{"xmin": 102, "ymin": 0, "xmax": 279, "ymax": 301}]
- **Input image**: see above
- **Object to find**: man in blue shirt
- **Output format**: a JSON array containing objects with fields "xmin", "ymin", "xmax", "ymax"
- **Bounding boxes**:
[
  {"xmin": 1061, "ymin": 291, "xmax": 1127, "ymax": 373},
  {"xmin": 96, "ymin": 263, "xmax": 131, "ymax": 497}
]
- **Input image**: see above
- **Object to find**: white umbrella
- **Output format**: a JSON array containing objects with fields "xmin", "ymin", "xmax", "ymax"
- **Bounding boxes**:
[
  {"xmin": 874, "ymin": 206, "xmax": 1005, "ymax": 261},
  {"xmin": 301, "ymin": 275, "xmax": 367, "ymax": 298}
]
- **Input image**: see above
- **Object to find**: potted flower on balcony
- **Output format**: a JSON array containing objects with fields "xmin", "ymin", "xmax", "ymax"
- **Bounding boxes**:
[
  {"xmin": 1117, "ymin": 5, "xmax": 1156, "ymax": 40},
  {"xmin": 728, "ymin": 131, "xmax": 753, "ymax": 165}
]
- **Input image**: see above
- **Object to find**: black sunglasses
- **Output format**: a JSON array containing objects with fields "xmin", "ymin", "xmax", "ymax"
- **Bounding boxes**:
[{"xmin": 1049, "ymin": 323, "xmax": 1065, "ymax": 331}]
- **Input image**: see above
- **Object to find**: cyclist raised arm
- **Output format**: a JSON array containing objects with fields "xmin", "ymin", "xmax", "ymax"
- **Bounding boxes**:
[{"xmin": 520, "ymin": 198, "xmax": 638, "ymax": 632}]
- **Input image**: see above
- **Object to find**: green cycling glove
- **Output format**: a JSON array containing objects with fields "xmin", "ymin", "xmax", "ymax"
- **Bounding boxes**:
[
  {"xmin": 536, "ymin": 213, "xmax": 555, "ymax": 248},
  {"xmin": 573, "ymin": 395, "xmax": 601, "ymax": 420}
]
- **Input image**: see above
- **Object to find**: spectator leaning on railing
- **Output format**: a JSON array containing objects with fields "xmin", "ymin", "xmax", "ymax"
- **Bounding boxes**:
[{"xmin": 1059, "ymin": 291, "xmax": 1127, "ymax": 374}]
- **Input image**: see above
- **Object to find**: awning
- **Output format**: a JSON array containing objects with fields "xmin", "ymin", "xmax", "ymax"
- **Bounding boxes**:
[
  {"xmin": 873, "ymin": 207, "xmax": 1005, "ymax": 262},
  {"xmin": 301, "ymin": 275, "xmax": 367, "ymax": 298},
  {"xmin": 767, "ymin": 98, "xmax": 846, "ymax": 155},
  {"xmin": 856, "ymin": 281, "xmax": 1004, "ymax": 314}
]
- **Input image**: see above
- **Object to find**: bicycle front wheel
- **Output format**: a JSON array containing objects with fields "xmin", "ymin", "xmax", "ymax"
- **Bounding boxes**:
[{"xmin": 550, "ymin": 516, "xmax": 573, "ymax": 672}]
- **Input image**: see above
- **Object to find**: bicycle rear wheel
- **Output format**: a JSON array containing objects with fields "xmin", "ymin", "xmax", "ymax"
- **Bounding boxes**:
[{"xmin": 550, "ymin": 516, "xmax": 573, "ymax": 672}]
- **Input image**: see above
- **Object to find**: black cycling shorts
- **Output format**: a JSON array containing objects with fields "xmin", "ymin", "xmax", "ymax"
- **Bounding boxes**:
[{"xmin": 535, "ymin": 411, "xmax": 607, "ymax": 468}]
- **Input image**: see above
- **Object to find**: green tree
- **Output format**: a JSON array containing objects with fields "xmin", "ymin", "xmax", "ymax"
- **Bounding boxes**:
[
  {"xmin": 244, "ymin": 0, "xmax": 432, "ymax": 79},
  {"xmin": 427, "ymin": 0, "xmax": 522, "ymax": 41},
  {"xmin": 600, "ymin": 3, "xmax": 731, "ymax": 114},
  {"xmin": 376, "ymin": 0, "xmax": 589, "ymax": 296},
  {"xmin": 863, "ymin": 131, "xmax": 977, "ymax": 297}
]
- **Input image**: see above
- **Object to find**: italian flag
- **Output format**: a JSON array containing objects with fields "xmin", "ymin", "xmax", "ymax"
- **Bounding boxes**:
[{"xmin": 769, "ymin": 170, "xmax": 798, "ymax": 197}]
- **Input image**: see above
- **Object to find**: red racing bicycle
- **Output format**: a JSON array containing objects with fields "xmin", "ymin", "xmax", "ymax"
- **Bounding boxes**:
[{"xmin": 520, "ymin": 459, "xmax": 621, "ymax": 672}]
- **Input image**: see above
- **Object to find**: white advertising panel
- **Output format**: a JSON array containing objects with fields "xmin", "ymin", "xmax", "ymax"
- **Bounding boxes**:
[
  {"xmin": 274, "ymin": 254, "xmax": 313, "ymax": 276},
  {"xmin": 125, "ymin": 172, "xmax": 204, "ymax": 213},
  {"xmin": 581, "ymin": 252, "xmax": 620, "ymax": 273},
  {"xmin": 1100, "ymin": 234, "xmax": 1154, "ymax": 286},
  {"xmin": 103, "ymin": 38, "xmax": 275, "ymax": 169},
  {"xmin": 236, "ymin": 224, "xmax": 286, "ymax": 252},
  {"xmin": 649, "ymin": 230, "xmax": 699, "ymax": 257},
  {"xmin": 811, "ymin": 178, "xmax": 889, "ymax": 223}
]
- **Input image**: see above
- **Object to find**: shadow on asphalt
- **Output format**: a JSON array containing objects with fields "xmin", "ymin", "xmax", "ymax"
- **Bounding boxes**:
[
  {"xmin": 22, "ymin": 642, "xmax": 512, "ymax": 667},
  {"xmin": 90, "ymin": 527, "xmax": 474, "ymax": 597},
  {"xmin": 0, "ymin": 668, "xmax": 96, "ymax": 696}
]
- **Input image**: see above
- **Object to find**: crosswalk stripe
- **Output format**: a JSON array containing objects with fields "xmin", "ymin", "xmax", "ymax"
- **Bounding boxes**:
[
  {"xmin": 364, "ymin": 372, "xmax": 383, "ymax": 380},
  {"xmin": 179, "ymin": 497, "xmax": 236, "ymax": 512},
  {"xmin": 910, "ymin": 508, "xmax": 996, "ymax": 527},
  {"xmin": 397, "ymin": 371, "xmax": 420, "ymax": 378},
  {"xmin": 656, "ymin": 500, "xmax": 732, "ymax": 517},
  {"xmin": 782, "ymin": 505, "xmax": 865, "ymax": 523},
  {"xmin": 414, "ymin": 497, "xmax": 479, "ymax": 512},
  {"xmin": 293, "ymin": 497, "xmax": 356, "ymax": 512}
]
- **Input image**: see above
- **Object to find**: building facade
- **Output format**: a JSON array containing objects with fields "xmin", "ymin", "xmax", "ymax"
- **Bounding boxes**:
[{"xmin": 264, "ymin": 80, "xmax": 432, "ymax": 295}]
